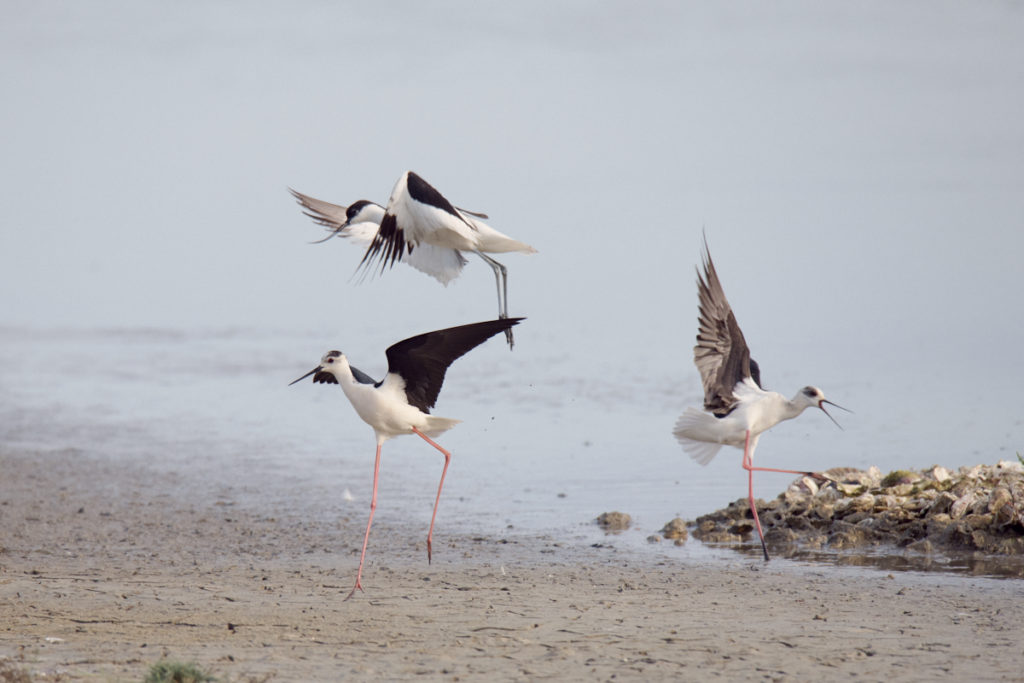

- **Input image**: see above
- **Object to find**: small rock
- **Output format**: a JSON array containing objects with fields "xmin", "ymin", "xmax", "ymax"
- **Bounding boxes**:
[
  {"xmin": 962, "ymin": 465, "xmax": 985, "ymax": 480},
  {"xmin": 791, "ymin": 476, "xmax": 819, "ymax": 495},
  {"xmin": 949, "ymin": 493, "xmax": 977, "ymax": 520},
  {"xmin": 596, "ymin": 511, "xmax": 631, "ymax": 532},
  {"xmin": 880, "ymin": 470, "xmax": 919, "ymax": 488},
  {"xmin": 965, "ymin": 513, "xmax": 994, "ymax": 530},
  {"xmin": 816, "ymin": 486, "xmax": 843, "ymax": 503},
  {"xmin": 874, "ymin": 494, "xmax": 899, "ymax": 510},
  {"xmin": 835, "ymin": 482, "xmax": 864, "ymax": 496},
  {"xmin": 849, "ymin": 493, "xmax": 875, "ymax": 512},
  {"xmin": 729, "ymin": 522, "xmax": 754, "ymax": 536},
  {"xmin": 930, "ymin": 491, "xmax": 957, "ymax": 515},
  {"xmin": 887, "ymin": 483, "xmax": 915, "ymax": 497},
  {"xmin": 906, "ymin": 538, "xmax": 934, "ymax": 554},
  {"xmin": 928, "ymin": 465, "xmax": 951, "ymax": 483},
  {"xmin": 783, "ymin": 489, "xmax": 809, "ymax": 504},
  {"xmin": 660, "ymin": 518, "xmax": 689, "ymax": 541},
  {"xmin": 987, "ymin": 487, "xmax": 1012, "ymax": 516}
]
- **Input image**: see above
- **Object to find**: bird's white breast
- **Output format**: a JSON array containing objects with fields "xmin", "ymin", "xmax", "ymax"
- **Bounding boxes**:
[{"xmin": 340, "ymin": 373, "xmax": 428, "ymax": 440}]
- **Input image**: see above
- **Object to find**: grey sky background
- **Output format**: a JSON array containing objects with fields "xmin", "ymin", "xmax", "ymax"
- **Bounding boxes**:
[{"xmin": 3, "ymin": 2, "xmax": 1023, "ymax": 512}]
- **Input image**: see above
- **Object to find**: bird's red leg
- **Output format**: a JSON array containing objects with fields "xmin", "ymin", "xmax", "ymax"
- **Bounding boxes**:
[
  {"xmin": 747, "ymin": 465, "xmax": 834, "ymax": 484},
  {"xmin": 346, "ymin": 443, "xmax": 382, "ymax": 601},
  {"xmin": 741, "ymin": 430, "xmax": 770, "ymax": 561},
  {"xmin": 412, "ymin": 427, "xmax": 452, "ymax": 564}
]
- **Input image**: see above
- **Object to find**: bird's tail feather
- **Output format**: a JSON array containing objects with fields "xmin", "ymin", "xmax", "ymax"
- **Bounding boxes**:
[
  {"xmin": 673, "ymin": 408, "xmax": 724, "ymax": 466},
  {"xmin": 421, "ymin": 416, "xmax": 461, "ymax": 438}
]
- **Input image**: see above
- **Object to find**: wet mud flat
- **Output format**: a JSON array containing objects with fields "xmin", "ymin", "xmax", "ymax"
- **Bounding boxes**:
[
  {"xmin": 687, "ymin": 461, "xmax": 1024, "ymax": 576},
  {"xmin": 3, "ymin": 447, "xmax": 1024, "ymax": 681}
]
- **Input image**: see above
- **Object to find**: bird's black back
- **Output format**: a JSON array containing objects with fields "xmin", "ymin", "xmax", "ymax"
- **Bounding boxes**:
[{"xmin": 386, "ymin": 318, "xmax": 524, "ymax": 413}]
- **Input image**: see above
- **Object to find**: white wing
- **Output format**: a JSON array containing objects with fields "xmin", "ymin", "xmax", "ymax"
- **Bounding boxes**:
[
  {"xmin": 404, "ymin": 242, "xmax": 467, "ymax": 286},
  {"xmin": 385, "ymin": 171, "xmax": 477, "ymax": 250}
]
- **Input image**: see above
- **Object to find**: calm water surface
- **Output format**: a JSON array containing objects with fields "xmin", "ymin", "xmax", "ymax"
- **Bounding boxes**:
[{"xmin": 2, "ymin": 324, "xmax": 1019, "ymax": 580}]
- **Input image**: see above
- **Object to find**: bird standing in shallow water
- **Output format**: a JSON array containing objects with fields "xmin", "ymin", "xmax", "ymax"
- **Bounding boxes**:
[
  {"xmin": 673, "ymin": 241, "xmax": 848, "ymax": 561},
  {"xmin": 290, "ymin": 171, "xmax": 537, "ymax": 348},
  {"xmin": 291, "ymin": 317, "xmax": 523, "ymax": 598}
]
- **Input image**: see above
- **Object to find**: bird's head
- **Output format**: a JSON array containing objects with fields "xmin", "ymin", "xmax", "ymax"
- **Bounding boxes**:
[
  {"xmin": 289, "ymin": 350, "xmax": 345, "ymax": 386},
  {"xmin": 310, "ymin": 201, "xmax": 385, "ymax": 244},
  {"xmin": 345, "ymin": 200, "xmax": 385, "ymax": 226},
  {"xmin": 797, "ymin": 386, "xmax": 850, "ymax": 429}
]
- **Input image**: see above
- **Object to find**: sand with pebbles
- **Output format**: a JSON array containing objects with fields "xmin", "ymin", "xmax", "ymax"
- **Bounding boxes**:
[{"xmin": 2, "ymin": 447, "xmax": 1023, "ymax": 681}]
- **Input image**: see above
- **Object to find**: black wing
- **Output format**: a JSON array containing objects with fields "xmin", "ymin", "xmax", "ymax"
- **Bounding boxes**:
[
  {"xmin": 693, "ymin": 241, "xmax": 757, "ymax": 416},
  {"xmin": 385, "ymin": 318, "xmax": 524, "ymax": 413},
  {"xmin": 357, "ymin": 210, "xmax": 406, "ymax": 275},
  {"xmin": 406, "ymin": 171, "xmax": 462, "ymax": 217},
  {"xmin": 358, "ymin": 171, "xmax": 480, "ymax": 278}
]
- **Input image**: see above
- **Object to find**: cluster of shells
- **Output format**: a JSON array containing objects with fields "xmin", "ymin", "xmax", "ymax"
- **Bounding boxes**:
[{"xmin": 682, "ymin": 460, "xmax": 1024, "ymax": 556}]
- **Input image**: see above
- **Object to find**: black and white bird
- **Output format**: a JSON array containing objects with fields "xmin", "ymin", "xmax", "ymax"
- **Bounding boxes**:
[
  {"xmin": 290, "ymin": 317, "xmax": 523, "ymax": 598},
  {"xmin": 290, "ymin": 171, "xmax": 537, "ymax": 348},
  {"xmin": 673, "ymin": 241, "xmax": 848, "ymax": 561},
  {"xmin": 289, "ymin": 192, "xmax": 475, "ymax": 286}
]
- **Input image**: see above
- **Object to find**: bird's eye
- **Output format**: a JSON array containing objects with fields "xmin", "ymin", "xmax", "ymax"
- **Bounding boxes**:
[{"xmin": 326, "ymin": 358, "xmax": 334, "ymax": 364}]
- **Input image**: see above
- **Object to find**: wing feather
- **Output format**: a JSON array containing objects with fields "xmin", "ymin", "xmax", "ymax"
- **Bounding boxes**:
[
  {"xmin": 357, "ymin": 171, "xmax": 477, "ymax": 278},
  {"xmin": 289, "ymin": 188, "xmax": 350, "ymax": 228},
  {"xmin": 385, "ymin": 318, "xmax": 523, "ymax": 413},
  {"xmin": 693, "ymin": 241, "xmax": 757, "ymax": 416}
]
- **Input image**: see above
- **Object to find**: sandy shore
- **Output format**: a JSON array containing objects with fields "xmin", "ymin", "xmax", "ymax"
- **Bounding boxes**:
[{"xmin": 2, "ymin": 447, "xmax": 1023, "ymax": 682}]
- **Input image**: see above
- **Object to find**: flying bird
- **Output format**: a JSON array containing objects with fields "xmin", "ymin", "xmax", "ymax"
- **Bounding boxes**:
[
  {"xmin": 290, "ymin": 317, "xmax": 523, "ymax": 598},
  {"xmin": 289, "ymin": 191, "xmax": 474, "ymax": 286},
  {"xmin": 290, "ymin": 171, "xmax": 537, "ymax": 348},
  {"xmin": 673, "ymin": 241, "xmax": 848, "ymax": 561}
]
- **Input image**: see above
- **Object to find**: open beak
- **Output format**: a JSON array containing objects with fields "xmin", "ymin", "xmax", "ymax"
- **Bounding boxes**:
[
  {"xmin": 289, "ymin": 366, "xmax": 322, "ymax": 386},
  {"xmin": 818, "ymin": 399, "xmax": 851, "ymax": 430}
]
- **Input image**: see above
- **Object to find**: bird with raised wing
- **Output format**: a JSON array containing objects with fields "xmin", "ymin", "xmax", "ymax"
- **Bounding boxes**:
[
  {"xmin": 289, "ymin": 190, "xmax": 474, "ymax": 286},
  {"xmin": 290, "ymin": 317, "xmax": 523, "ymax": 598},
  {"xmin": 291, "ymin": 171, "xmax": 537, "ymax": 348},
  {"xmin": 673, "ymin": 241, "xmax": 848, "ymax": 561}
]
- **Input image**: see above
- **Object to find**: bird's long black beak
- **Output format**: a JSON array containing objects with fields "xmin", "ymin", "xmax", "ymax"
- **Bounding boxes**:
[
  {"xmin": 309, "ymin": 226, "xmax": 346, "ymax": 245},
  {"xmin": 818, "ymin": 399, "xmax": 851, "ymax": 430},
  {"xmin": 289, "ymin": 366, "xmax": 321, "ymax": 386}
]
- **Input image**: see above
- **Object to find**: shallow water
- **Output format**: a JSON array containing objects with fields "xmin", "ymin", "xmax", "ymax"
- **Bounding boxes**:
[{"xmin": 2, "ymin": 325, "xmax": 1021, "ymax": 579}]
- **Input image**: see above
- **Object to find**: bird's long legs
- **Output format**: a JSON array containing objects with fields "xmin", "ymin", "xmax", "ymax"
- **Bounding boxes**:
[
  {"xmin": 741, "ymin": 430, "xmax": 771, "ymax": 562},
  {"xmin": 346, "ymin": 443, "xmax": 383, "ymax": 601},
  {"xmin": 473, "ymin": 251, "xmax": 513, "ymax": 348},
  {"xmin": 741, "ymin": 432, "xmax": 835, "ymax": 563},
  {"xmin": 412, "ymin": 427, "xmax": 452, "ymax": 563}
]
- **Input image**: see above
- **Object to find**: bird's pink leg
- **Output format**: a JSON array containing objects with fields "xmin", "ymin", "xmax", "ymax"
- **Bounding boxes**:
[
  {"xmin": 749, "ymin": 465, "xmax": 822, "ymax": 475},
  {"xmin": 747, "ymin": 464, "xmax": 835, "ymax": 484},
  {"xmin": 412, "ymin": 427, "xmax": 451, "ymax": 564},
  {"xmin": 741, "ymin": 430, "xmax": 770, "ymax": 561},
  {"xmin": 345, "ymin": 443, "xmax": 382, "ymax": 601}
]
